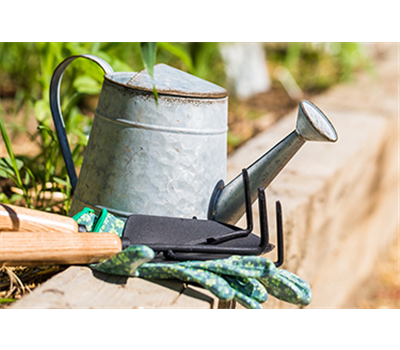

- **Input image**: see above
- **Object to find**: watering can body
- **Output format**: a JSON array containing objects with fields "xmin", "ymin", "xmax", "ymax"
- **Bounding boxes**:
[
  {"xmin": 50, "ymin": 55, "xmax": 229, "ymax": 220},
  {"xmin": 51, "ymin": 54, "xmax": 338, "ymax": 225}
]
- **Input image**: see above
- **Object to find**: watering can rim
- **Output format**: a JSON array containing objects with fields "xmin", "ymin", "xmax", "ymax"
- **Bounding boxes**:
[{"xmin": 104, "ymin": 63, "xmax": 229, "ymax": 99}]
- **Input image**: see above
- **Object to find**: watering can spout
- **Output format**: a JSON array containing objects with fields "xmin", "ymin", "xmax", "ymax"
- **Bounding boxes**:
[{"xmin": 208, "ymin": 100, "xmax": 338, "ymax": 225}]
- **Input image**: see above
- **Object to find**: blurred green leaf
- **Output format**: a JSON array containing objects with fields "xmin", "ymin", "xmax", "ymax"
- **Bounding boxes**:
[
  {"xmin": 53, "ymin": 176, "xmax": 69, "ymax": 187},
  {"xmin": 227, "ymin": 131, "xmax": 242, "ymax": 148},
  {"xmin": 140, "ymin": 42, "xmax": 158, "ymax": 106},
  {"xmin": 73, "ymin": 129, "xmax": 89, "ymax": 146},
  {"xmin": 0, "ymin": 157, "xmax": 24, "ymax": 178},
  {"xmin": 157, "ymin": 42, "xmax": 195, "ymax": 74},
  {"xmin": 0, "ymin": 116, "xmax": 23, "ymax": 187},
  {"xmin": 37, "ymin": 125, "xmax": 57, "ymax": 142},
  {"xmin": 140, "ymin": 42, "xmax": 157, "ymax": 79},
  {"xmin": 0, "ymin": 298, "xmax": 17, "ymax": 304},
  {"xmin": 24, "ymin": 166, "xmax": 37, "ymax": 194},
  {"xmin": 73, "ymin": 76, "xmax": 102, "ymax": 95},
  {"xmin": 34, "ymin": 99, "xmax": 51, "ymax": 123},
  {"xmin": 0, "ymin": 193, "xmax": 23, "ymax": 204}
]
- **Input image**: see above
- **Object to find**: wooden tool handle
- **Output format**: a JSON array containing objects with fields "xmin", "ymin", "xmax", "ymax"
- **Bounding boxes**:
[
  {"xmin": 0, "ymin": 203, "xmax": 79, "ymax": 233},
  {"xmin": 0, "ymin": 231, "xmax": 122, "ymax": 266}
]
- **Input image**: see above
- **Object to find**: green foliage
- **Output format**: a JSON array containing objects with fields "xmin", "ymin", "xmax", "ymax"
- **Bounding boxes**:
[
  {"xmin": 0, "ymin": 298, "xmax": 17, "ymax": 304},
  {"xmin": 155, "ymin": 42, "xmax": 226, "ymax": 86},
  {"xmin": 0, "ymin": 115, "xmax": 27, "ymax": 203},
  {"xmin": 266, "ymin": 42, "xmax": 373, "ymax": 92},
  {"xmin": 157, "ymin": 42, "xmax": 195, "ymax": 74},
  {"xmin": 140, "ymin": 42, "xmax": 159, "ymax": 105},
  {"xmin": 1, "ymin": 112, "xmax": 70, "ymax": 210}
]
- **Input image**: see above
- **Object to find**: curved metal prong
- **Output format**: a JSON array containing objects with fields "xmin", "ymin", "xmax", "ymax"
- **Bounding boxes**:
[
  {"xmin": 257, "ymin": 187, "xmax": 269, "ymax": 251},
  {"xmin": 274, "ymin": 201, "xmax": 284, "ymax": 267},
  {"xmin": 242, "ymin": 168, "xmax": 253, "ymax": 234}
]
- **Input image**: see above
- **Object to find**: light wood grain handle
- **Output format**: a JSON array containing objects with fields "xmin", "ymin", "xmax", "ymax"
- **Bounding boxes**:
[
  {"xmin": 0, "ymin": 231, "xmax": 122, "ymax": 266},
  {"xmin": 0, "ymin": 203, "xmax": 79, "ymax": 233}
]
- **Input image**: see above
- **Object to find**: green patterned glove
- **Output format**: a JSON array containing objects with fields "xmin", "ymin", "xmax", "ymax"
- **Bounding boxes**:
[
  {"xmin": 224, "ymin": 276, "xmax": 268, "ymax": 308},
  {"xmin": 258, "ymin": 266, "xmax": 312, "ymax": 306},
  {"xmin": 72, "ymin": 207, "xmax": 125, "ymax": 237},
  {"xmin": 179, "ymin": 255, "xmax": 312, "ymax": 307},
  {"xmin": 72, "ymin": 207, "xmax": 98, "ymax": 232},
  {"xmin": 91, "ymin": 245, "xmax": 155, "ymax": 276},
  {"xmin": 91, "ymin": 250, "xmax": 311, "ymax": 308},
  {"xmin": 137, "ymin": 263, "xmax": 237, "ymax": 303}
]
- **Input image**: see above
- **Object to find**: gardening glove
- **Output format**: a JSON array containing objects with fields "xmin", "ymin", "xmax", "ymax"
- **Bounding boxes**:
[
  {"xmin": 91, "ymin": 248, "xmax": 311, "ymax": 308},
  {"xmin": 91, "ymin": 244, "xmax": 155, "ymax": 276},
  {"xmin": 138, "ymin": 265, "xmax": 267, "ymax": 309},
  {"xmin": 176, "ymin": 255, "xmax": 312, "ymax": 307},
  {"xmin": 72, "ymin": 207, "xmax": 125, "ymax": 237}
]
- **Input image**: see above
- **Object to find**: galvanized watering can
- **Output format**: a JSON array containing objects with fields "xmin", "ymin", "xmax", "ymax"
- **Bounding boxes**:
[{"xmin": 50, "ymin": 54, "xmax": 338, "ymax": 225}]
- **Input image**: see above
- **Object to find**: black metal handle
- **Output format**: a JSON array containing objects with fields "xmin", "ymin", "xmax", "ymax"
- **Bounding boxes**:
[{"xmin": 49, "ymin": 54, "xmax": 113, "ymax": 191}]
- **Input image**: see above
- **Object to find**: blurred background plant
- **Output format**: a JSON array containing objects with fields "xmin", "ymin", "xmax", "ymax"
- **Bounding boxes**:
[
  {"xmin": 0, "ymin": 42, "xmax": 374, "ymax": 215},
  {"xmin": 266, "ymin": 42, "xmax": 374, "ymax": 91}
]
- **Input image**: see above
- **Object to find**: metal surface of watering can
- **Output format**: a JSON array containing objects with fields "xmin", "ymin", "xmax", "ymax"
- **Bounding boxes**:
[{"xmin": 50, "ymin": 54, "xmax": 338, "ymax": 225}]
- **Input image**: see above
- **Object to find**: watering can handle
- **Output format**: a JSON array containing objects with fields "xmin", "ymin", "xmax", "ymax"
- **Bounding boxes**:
[{"xmin": 49, "ymin": 54, "xmax": 114, "ymax": 191}]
